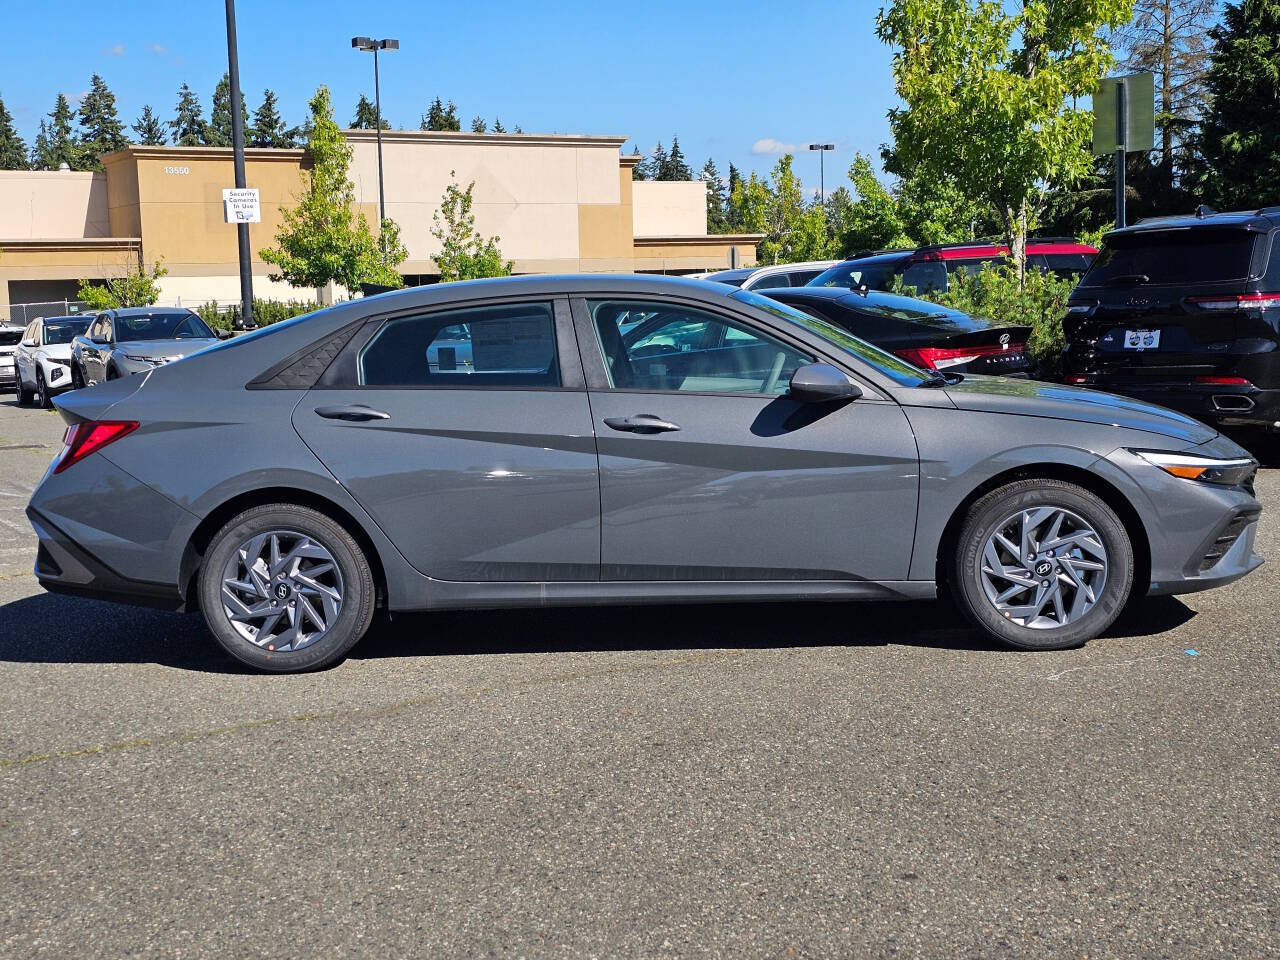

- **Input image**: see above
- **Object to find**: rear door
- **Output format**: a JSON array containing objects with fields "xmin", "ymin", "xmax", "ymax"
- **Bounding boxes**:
[
  {"xmin": 573, "ymin": 295, "xmax": 919, "ymax": 582},
  {"xmin": 292, "ymin": 297, "xmax": 601, "ymax": 582},
  {"xmin": 1071, "ymin": 229, "xmax": 1268, "ymax": 382}
]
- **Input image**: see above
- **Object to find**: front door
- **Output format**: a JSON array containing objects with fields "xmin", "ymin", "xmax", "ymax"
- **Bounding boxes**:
[
  {"xmin": 292, "ymin": 297, "xmax": 601, "ymax": 582},
  {"xmin": 574, "ymin": 297, "xmax": 920, "ymax": 582},
  {"xmin": 81, "ymin": 315, "xmax": 112, "ymax": 384}
]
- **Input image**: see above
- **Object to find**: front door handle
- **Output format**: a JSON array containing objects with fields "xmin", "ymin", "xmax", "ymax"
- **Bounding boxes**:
[
  {"xmin": 315, "ymin": 404, "xmax": 391, "ymax": 422},
  {"xmin": 603, "ymin": 414, "xmax": 681, "ymax": 434}
]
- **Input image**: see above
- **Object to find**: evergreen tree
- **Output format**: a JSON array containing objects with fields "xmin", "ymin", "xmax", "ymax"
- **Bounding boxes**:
[
  {"xmin": 209, "ymin": 73, "xmax": 249, "ymax": 147},
  {"xmin": 170, "ymin": 83, "xmax": 208, "ymax": 146},
  {"xmin": 131, "ymin": 105, "xmax": 167, "ymax": 146},
  {"xmin": 492, "ymin": 117, "xmax": 506, "ymax": 133},
  {"xmin": 78, "ymin": 73, "xmax": 129, "ymax": 165},
  {"xmin": 250, "ymin": 89, "xmax": 293, "ymax": 146},
  {"xmin": 1119, "ymin": 0, "xmax": 1216, "ymax": 198},
  {"xmin": 726, "ymin": 163, "xmax": 743, "ymax": 229},
  {"xmin": 658, "ymin": 135, "xmax": 692, "ymax": 180},
  {"xmin": 0, "ymin": 95, "xmax": 29, "ymax": 170},
  {"xmin": 421, "ymin": 96, "xmax": 461, "ymax": 131},
  {"xmin": 1197, "ymin": 0, "xmax": 1280, "ymax": 208},
  {"xmin": 32, "ymin": 94, "xmax": 81, "ymax": 170},
  {"xmin": 471, "ymin": 116, "xmax": 487, "ymax": 133},
  {"xmin": 701, "ymin": 158, "xmax": 727, "ymax": 232},
  {"xmin": 642, "ymin": 141, "xmax": 667, "ymax": 181},
  {"xmin": 629, "ymin": 144, "xmax": 647, "ymax": 180},
  {"xmin": 351, "ymin": 94, "xmax": 388, "ymax": 131}
]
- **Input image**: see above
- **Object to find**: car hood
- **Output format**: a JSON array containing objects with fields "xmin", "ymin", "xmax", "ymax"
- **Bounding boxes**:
[
  {"xmin": 37, "ymin": 343, "xmax": 74, "ymax": 361},
  {"xmin": 941, "ymin": 375, "xmax": 1218, "ymax": 445},
  {"xmin": 114, "ymin": 338, "xmax": 220, "ymax": 359}
]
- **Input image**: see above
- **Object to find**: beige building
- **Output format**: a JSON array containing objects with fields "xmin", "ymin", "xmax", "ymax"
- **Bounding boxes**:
[{"xmin": 0, "ymin": 131, "xmax": 760, "ymax": 319}]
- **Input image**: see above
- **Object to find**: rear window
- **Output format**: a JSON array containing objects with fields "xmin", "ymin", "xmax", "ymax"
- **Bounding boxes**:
[
  {"xmin": 1082, "ymin": 231, "xmax": 1258, "ymax": 287},
  {"xmin": 808, "ymin": 261, "xmax": 895, "ymax": 291}
]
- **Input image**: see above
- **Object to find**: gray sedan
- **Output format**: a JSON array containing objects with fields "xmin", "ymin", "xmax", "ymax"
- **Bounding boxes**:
[
  {"xmin": 70, "ymin": 307, "xmax": 221, "ymax": 386},
  {"xmin": 27, "ymin": 275, "xmax": 1263, "ymax": 672}
]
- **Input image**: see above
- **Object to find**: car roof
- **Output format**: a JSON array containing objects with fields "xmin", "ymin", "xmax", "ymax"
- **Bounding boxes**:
[
  {"xmin": 1111, "ymin": 207, "xmax": 1280, "ymax": 236},
  {"xmin": 108, "ymin": 306, "xmax": 198, "ymax": 316},
  {"xmin": 702, "ymin": 268, "xmax": 755, "ymax": 282},
  {"xmin": 40, "ymin": 315, "xmax": 87, "ymax": 323},
  {"xmin": 747, "ymin": 260, "xmax": 840, "ymax": 276}
]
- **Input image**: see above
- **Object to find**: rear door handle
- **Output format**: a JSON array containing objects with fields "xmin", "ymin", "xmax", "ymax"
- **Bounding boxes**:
[
  {"xmin": 314, "ymin": 404, "xmax": 391, "ymax": 422},
  {"xmin": 603, "ymin": 414, "xmax": 681, "ymax": 434}
]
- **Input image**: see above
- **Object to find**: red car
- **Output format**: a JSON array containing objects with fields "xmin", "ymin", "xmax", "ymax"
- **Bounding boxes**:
[{"xmin": 808, "ymin": 239, "xmax": 1098, "ymax": 294}]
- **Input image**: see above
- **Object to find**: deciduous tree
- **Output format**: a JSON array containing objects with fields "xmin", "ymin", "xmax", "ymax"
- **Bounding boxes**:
[
  {"xmin": 876, "ymin": 0, "xmax": 1133, "ymax": 278},
  {"xmin": 430, "ymin": 173, "xmax": 513, "ymax": 282},
  {"xmin": 260, "ymin": 86, "xmax": 407, "ymax": 295},
  {"xmin": 78, "ymin": 259, "xmax": 168, "ymax": 308}
]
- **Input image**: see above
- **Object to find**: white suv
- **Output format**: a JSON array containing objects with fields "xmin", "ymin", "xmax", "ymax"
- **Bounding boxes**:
[
  {"xmin": 700, "ymin": 260, "xmax": 840, "ymax": 292},
  {"xmin": 15, "ymin": 315, "xmax": 91, "ymax": 408}
]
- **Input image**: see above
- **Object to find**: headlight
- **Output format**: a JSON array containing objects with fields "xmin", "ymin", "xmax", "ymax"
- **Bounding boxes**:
[
  {"xmin": 121, "ymin": 354, "xmax": 175, "ymax": 364},
  {"xmin": 1132, "ymin": 449, "xmax": 1257, "ymax": 487}
]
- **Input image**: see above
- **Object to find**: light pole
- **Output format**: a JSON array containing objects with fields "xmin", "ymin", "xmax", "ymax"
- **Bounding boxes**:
[
  {"xmin": 351, "ymin": 36, "xmax": 399, "ymax": 225},
  {"xmin": 225, "ymin": 0, "xmax": 253, "ymax": 328},
  {"xmin": 808, "ymin": 143, "xmax": 835, "ymax": 207}
]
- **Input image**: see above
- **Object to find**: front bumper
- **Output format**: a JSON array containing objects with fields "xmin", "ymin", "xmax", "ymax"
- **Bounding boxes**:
[
  {"xmin": 0, "ymin": 361, "xmax": 16, "ymax": 389},
  {"xmin": 40, "ymin": 361, "xmax": 74, "ymax": 393},
  {"xmin": 1147, "ymin": 505, "xmax": 1264, "ymax": 596}
]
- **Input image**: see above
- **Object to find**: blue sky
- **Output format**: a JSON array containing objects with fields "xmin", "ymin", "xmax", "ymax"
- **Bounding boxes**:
[{"xmin": 1, "ymin": 0, "xmax": 897, "ymax": 195}]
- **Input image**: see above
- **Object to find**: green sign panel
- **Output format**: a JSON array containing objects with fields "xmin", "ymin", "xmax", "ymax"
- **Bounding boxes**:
[{"xmin": 1093, "ymin": 73, "xmax": 1155, "ymax": 155}]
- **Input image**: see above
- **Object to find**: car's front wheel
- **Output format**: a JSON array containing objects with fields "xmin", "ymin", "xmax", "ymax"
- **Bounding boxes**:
[
  {"xmin": 197, "ymin": 504, "xmax": 377, "ymax": 672},
  {"xmin": 953, "ymin": 479, "xmax": 1133, "ymax": 651},
  {"xmin": 70, "ymin": 363, "xmax": 85, "ymax": 390},
  {"xmin": 35, "ymin": 369, "xmax": 51, "ymax": 409}
]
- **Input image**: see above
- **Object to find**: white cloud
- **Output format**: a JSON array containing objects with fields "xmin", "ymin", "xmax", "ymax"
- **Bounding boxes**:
[
  {"xmin": 105, "ymin": 44, "xmax": 125, "ymax": 56},
  {"xmin": 149, "ymin": 44, "xmax": 168, "ymax": 56},
  {"xmin": 751, "ymin": 138, "xmax": 798, "ymax": 156},
  {"xmin": 64, "ymin": 90, "xmax": 91, "ymax": 106}
]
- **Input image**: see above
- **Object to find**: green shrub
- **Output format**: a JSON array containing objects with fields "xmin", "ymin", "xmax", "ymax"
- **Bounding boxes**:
[
  {"xmin": 894, "ymin": 265, "xmax": 1076, "ymax": 377},
  {"xmin": 195, "ymin": 298, "xmax": 320, "ymax": 332}
]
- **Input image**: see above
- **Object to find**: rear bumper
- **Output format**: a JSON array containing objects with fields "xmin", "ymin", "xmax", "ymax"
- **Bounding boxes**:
[
  {"xmin": 1072, "ymin": 379, "xmax": 1280, "ymax": 431},
  {"xmin": 0, "ymin": 364, "xmax": 16, "ymax": 389},
  {"xmin": 27, "ymin": 507, "xmax": 187, "ymax": 610}
]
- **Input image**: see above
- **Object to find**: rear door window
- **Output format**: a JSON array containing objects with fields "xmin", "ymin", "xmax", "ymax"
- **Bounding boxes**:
[
  {"xmin": 1083, "ymin": 231, "xmax": 1259, "ymax": 286},
  {"xmin": 359, "ymin": 302, "xmax": 560, "ymax": 387},
  {"xmin": 901, "ymin": 261, "xmax": 948, "ymax": 294},
  {"xmin": 750, "ymin": 273, "xmax": 790, "ymax": 290}
]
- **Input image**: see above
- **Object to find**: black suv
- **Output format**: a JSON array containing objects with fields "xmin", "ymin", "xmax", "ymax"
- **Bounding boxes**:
[{"xmin": 1063, "ymin": 208, "xmax": 1280, "ymax": 436}]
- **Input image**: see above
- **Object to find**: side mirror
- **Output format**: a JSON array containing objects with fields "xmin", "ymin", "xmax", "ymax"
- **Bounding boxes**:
[
  {"xmin": 216, "ymin": 328, "xmax": 235, "ymax": 340},
  {"xmin": 21, "ymin": 338, "xmax": 36, "ymax": 348},
  {"xmin": 789, "ymin": 362, "xmax": 863, "ymax": 404},
  {"xmin": 91, "ymin": 333, "xmax": 109, "ymax": 344}
]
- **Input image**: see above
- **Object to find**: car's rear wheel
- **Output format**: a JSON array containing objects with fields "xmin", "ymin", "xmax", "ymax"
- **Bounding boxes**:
[
  {"xmin": 197, "ymin": 504, "xmax": 376, "ymax": 672},
  {"xmin": 952, "ymin": 479, "xmax": 1133, "ymax": 651}
]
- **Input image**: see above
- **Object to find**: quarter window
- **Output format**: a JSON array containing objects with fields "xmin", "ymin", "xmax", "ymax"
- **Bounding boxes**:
[
  {"xmin": 589, "ymin": 299, "xmax": 813, "ymax": 395},
  {"xmin": 358, "ymin": 302, "xmax": 560, "ymax": 387}
]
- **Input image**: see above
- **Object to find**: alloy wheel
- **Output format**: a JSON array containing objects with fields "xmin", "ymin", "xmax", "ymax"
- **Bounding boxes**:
[
  {"xmin": 36, "ymin": 371, "xmax": 48, "ymax": 409},
  {"xmin": 220, "ymin": 529, "xmax": 344, "ymax": 652},
  {"xmin": 978, "ymin": 506, "xmax": 1108, "ymax": 630}
]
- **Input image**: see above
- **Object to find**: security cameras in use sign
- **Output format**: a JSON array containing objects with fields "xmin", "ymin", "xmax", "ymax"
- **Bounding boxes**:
[{"xmin": 222, "ymin": 188, "xmax": 261, "ymax": 224}]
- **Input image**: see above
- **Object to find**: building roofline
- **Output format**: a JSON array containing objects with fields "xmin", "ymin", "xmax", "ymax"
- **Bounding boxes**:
[
  {"xmin": 343, "ymin": 129, "xmax": 630, "ymax": 149},
  {"xmin": 0, "ymin": 237, "xmax": 142, "ymax": 252},
  {"xmin": 634, "ymin": 234, "xmax": 764, "ymax": 246},
  {"xmin": 101, "ymin": 146, "xmax": 308, "ymax": 165}
]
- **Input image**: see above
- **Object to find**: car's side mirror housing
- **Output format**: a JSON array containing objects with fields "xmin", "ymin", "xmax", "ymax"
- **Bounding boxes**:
[
  {"xmin": 789, "ymin": 362, "xmax": 863, "ymax": 404},
  {"xmin": 216, "ymin": 328, "xmax": 235, "ymax": 340},
  {"xmin": 91, "ymin": 333, "xmax": 108, "ymax": 344},
  {"xmin": 21, "ymin": 338, "xmax": 36, "ymax": 348}
]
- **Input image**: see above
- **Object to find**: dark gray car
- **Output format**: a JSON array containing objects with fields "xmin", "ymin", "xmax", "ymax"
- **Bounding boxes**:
[
  {"xmin": 27, "ymin": 275, "xmax": 1263, "ymax": 672},
  {"xmin": 70, "ymin": 307, "xmax": 221, "ymax": 387}
]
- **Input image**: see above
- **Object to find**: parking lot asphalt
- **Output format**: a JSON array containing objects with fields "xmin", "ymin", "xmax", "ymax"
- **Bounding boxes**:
[{"xmin": 0, "ymin": 396, "xmax": 1276, "ymax": 959}]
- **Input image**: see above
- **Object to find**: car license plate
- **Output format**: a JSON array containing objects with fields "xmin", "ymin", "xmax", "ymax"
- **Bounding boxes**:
[{"xmin": 1123, "ymin": 329, "xmax": 1160, "ymax": 350}]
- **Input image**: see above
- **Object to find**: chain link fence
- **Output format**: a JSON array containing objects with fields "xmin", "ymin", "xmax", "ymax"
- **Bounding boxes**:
[{"xmin": 3, "ymin": 300, "xmax": 93, "ymax": 327}]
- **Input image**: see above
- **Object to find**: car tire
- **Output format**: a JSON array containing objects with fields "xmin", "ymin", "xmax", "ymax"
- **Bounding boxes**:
[
  {"xmin": 197, "ymin": 504, "xmax": 377, "ymax": 673},
  {"xmin": 15, "ymin": 377, "xmax": 32, "ymax": 406},
  {"xmin": 35, "ymin": 369, "xmax": 50, "ymax": 409},
  {"xmin": 952, "ymin": 479, "xmax": 1133, "ymax": 651},
  {"xmin": 70, "ymin": 363, "xmax": 85, "ymax": 390},
  {"xmin": 105, "ymin": 364, "xmax": 120, "ymax": 381}
]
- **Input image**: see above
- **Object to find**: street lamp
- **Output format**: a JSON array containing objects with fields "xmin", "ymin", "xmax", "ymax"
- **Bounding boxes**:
[
  {"xmin": 808, "ymin": 143, "xmax": 835, "ymax": 207},
  {"xmin": 351, "ymin": 36, "xmax": 399, "ymax": 224}
]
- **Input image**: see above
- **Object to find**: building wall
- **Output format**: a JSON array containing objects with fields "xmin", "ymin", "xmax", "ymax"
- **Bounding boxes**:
[
  {"xmin": 346, "ymin": 131, "xmax": 630, "ymax": 272},
  {"xmin": 0, "ymin": 170, "xmax": 110, "ymax": 240},
  {"xmin": 631, "ymin": 181, "xmax": 708, "ymax": 238}
]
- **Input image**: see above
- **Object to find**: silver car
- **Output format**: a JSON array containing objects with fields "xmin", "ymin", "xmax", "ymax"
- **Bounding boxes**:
[
  {"xmin": 70, "ymin": 307, "xmax": 221, "ymax": 387},
  {"xmin": 27, "ymin": 275, "xmax": 1263, "ymax": 673}
]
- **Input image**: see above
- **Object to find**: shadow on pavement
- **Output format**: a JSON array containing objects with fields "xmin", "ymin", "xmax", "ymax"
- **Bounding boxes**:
[{"xmin": 0, "ymin": 589, "xmax": 1197, "ymax": 672}]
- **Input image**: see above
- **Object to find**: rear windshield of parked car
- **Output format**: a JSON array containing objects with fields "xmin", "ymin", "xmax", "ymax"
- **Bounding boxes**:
[
  {"xmin": 43, "ymin": 318, "xmax": 90, "ymax": 345},
  {"xmin": 1081, "ymin": 230, "xmax": 1258, "ymax": 287},
  {"xmin": 731, "ymin": 289, "xmax": 929, "ymax": 386},
  {"xmin": 807, "ymin": 261, "xmax": 895, "ymax": 291},
  {"xmin": 114, "ymin": 311, "xmax": 215, "ymax": 342}
]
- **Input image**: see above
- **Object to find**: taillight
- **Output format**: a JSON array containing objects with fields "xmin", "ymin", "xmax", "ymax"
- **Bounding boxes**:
[
  {"xmin": 894, "ymin": 342, "xmax": 1025, "ymax": 371},
  {"xmin": 1188, "ymin": 292, "xmax": 1280, "ymax": 310},
  {"xmin": 1195, "ymin": 376, "xmax": 1253, "ymax": 386},
  {"xmin": 1065, "ymin": 375, "xmax": 1091, "ymax": 384},
  {"xmin": 52, "ymin": 421, "xmax": 138, "ymax": 475}
]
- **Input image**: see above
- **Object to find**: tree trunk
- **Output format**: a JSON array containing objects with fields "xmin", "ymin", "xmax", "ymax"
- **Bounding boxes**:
[{"xmin": 1010, "ymin": 201, "xmax": 1029, "ymax": 286}]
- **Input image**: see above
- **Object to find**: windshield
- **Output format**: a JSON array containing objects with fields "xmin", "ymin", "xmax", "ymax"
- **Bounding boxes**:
[
  {"xmin": 732, "ymin": 289, "xmax": 930, "ymax": 386},
  {"xmin": 807, "ymin": 261, "xmax": 895, "ymax": 291},
  {"xmin": 43, "ymin": 318, "xmax": 90, "ymax": 345},
  {"xmin": 1081, "ymin": 230, "xmax": 1258, "ymax": 287},
  {"xmin": 114, "ymin": 311, "xmax": 216, "ymax": 342}
]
